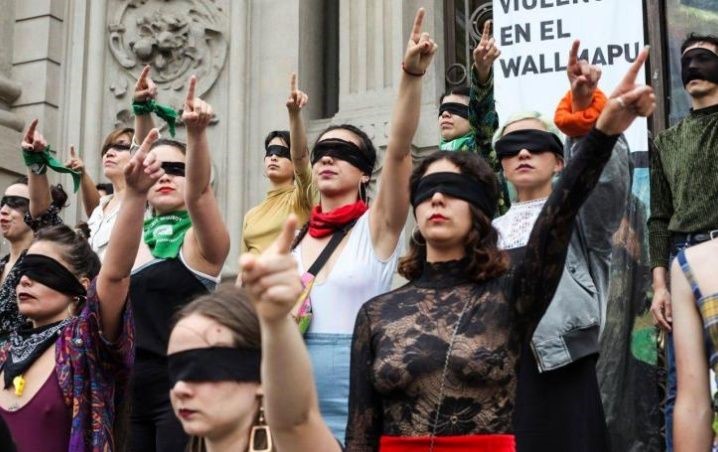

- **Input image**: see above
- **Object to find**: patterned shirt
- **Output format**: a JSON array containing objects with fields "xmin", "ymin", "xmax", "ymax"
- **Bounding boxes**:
[{"xmin": 0, "ymin": 279, "xmax": 134, "ymax": 451}]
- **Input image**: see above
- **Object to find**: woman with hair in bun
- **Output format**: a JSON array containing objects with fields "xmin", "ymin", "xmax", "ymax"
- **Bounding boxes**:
[
  {"xmin": 346, "ymin": 49, "xmax": 654, "ymax": 451},
  {"xmin": 0, "ymin": 120, "xmax": 164, "ymax": 451}
]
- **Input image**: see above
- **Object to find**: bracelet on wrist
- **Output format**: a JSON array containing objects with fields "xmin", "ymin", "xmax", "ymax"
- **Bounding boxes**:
[{"xmin": 401, "ymin": 62, "xmax": 425, "ymax": 77}]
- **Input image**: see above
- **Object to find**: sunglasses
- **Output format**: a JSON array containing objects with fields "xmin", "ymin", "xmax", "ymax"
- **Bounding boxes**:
[
  {"xmin": 0, "ymin": 195, "xmax": 29, "ymax": 211},
  {"xmin": 101, "ymin": 142, "xmax": 132, "ymax": 156},
  {"xmin": 161, "ymin": 161, "xmax": 186, "ymax": 177}
]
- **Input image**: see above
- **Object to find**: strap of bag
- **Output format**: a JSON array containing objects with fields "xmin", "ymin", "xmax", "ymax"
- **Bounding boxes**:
[{"xmin": 306, "ymin": 219, "xmax": 357, "ymax": 276}]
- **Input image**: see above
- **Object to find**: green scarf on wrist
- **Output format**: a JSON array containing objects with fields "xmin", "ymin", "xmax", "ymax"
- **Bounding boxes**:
[
  {"xmin": 439, "ymin": 131, "xmax": 476, "ymax": 152},
  {"xmin": 22, "ymin": 146, "xmax": 81, "ymax": 192},
  {"xmin": 132, "ymin": 99, "xmax": 179, "ymax": 137},
  {"xmin": 143, "ymin": 210, "xmax": 192, "ymax": 259}
]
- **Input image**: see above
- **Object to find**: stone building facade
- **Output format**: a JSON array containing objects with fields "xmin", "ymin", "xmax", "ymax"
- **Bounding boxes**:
[{"xmin": 0, "ymin": 0, "xmax": 446, "ymax": 271}]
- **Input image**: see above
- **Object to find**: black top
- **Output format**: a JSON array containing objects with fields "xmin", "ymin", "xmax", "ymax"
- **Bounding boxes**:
[
  {"xmin": 129, "ymin": 258, "xmax": 211, "ymax": 361},
  {"xmin": 345, "ymin": 128, "xmax": 618, "ymax": 449}
]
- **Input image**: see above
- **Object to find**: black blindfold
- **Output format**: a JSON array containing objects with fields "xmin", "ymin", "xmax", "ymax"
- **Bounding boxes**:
[
  {"xmin": 1, "ymin": 195, "xmax": 29, "ymax": 211},
  {"xmin": 265, "ymin": 145, "xmax": 291, "ymax": 160},
  {"xmin": 494, "ymin": 129, "xmax": 564, "ymax": 159},
  {"xmin": 681, "ymin": 48, "xmax": 718, "ymax": 87},
  {"xmin": 311, "ymin": 138, "xmax": 374, "ymax": 175},
  {"xmin": 439, "ymin": 102, "xmax": 469, "ymax": 120},
  {"xmin": 101, "ymin": 142, "xmax": 132, "ymax": 156},
  {"xmin": 161, "ymin": 161, "xmax": 186, "ymax": 177},
  {"xmin": 17, "ymin": 254, "xmax": 86, "ymax": 298},
  {"xmin": 168, "ymin": 346, "xmax": 262, "ymax": 385},
  {"xmin": 411, "ymin": 172, "xmax": 496, "ymax": 219}
]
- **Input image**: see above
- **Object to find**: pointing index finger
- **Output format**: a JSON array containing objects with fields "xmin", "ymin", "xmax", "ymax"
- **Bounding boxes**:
[
  {"xmin": 481, "ymin": 20, "xmax": 492, "ymax": 42},
  {"xmin": 410, "ymin": 8, "xmax": 426, "ymax": 43},
  {"xmin": 25, "ymin": 119, "xmax": 38, "ymax": 143},
  {"xmin": 568, "ymin": 39, "xmax": 580, "ymax": 67},
  {"xmin": 290, "ymin": 73, "xmax": 297, "ymax": 92},
  {"xmin": 138, "ymin": 65, "xmax": 150, "ymax": 85},
  {"xmin": 70, "ymin": 145, "xmax": 76, "ymax": 158},
  {"xmin": 621, "ymin": 46, "xmax": 649, "ymax": 86},
  {"xmin": 185, "ymin": 75, "xmax": 197, "ymax": 105}
]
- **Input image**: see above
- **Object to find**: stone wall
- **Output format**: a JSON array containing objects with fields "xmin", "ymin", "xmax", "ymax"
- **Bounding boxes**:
[{"xmin": 2, "ymin": 0, "xmax": 442, "ymax": 271}]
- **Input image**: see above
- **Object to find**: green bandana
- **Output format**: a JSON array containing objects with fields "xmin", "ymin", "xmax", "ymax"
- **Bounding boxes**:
[
  {"xmin": 439, "ymin": 131, "xmax": 476, "ymax": 152},
  {"xmin": 132, "ymin": 99, "xmax": 179, "ymax": 137},
  {"xmin": 22, "ymin": 146, "xmax": 81, "ymax": 192},
  {"xmin": 143, "ymin": 210, "xmax": 192, "ymax": 259}
]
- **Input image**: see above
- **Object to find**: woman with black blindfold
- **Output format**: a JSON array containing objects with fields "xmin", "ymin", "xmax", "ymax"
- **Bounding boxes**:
[
  {"xmin": 0, "ymin": 129, "xmax": 164, "ymax": 451},
  {"xmin": 286, "ymin": 8, "xmax": 437, "ymax": 442},
  {"xmin": 0, "ymin": 123, "xmax": 71, "ymax": 338},
  {"xmin": 346, "ymin": 48, "xmax": 655, "ymax": 451},
  {"xmin": 492, "ymin": 40, "xmax": 632, "ymax": 452},
  {"xmin": 128, "ymin": 75, "xmax": 230, "ymax": 452},
  {"xmin": 65, "ymin": 126, "xmax": 134, "ymax": 261},
  {"xmin": 241, "ymin": 73, "xmax": 316, "ymax": 255},
  {"xmin": 165, "ymin": 217, "xmax": 341, "ymax": 452}
]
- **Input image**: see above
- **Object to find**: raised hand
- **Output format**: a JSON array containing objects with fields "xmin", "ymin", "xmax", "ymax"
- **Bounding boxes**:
[
  {"xmin": 240, "ymin": 216, "xmax": 303, "ymax": 323},
  {"xmin": 286, "ymin": 73, "xmax": 309, "ymax": 115},
  {"xmin": 124, "ymin": 128, "xmax": 163, "ymax": 194},
  {"xmin": 567, "ymin": 40, "xmax": 602, "ymax": 110},
  {"xmin": 596, "ymin": 46, "xmax": 654, "ymax": 136},
  {"xmin": 64, "ymin": 146, "xmax": 85, "ymax": 174},
  {"xmin": 133, "ymin": 65, "xmax": 158, "ymax": 103},
  {"xmin": 20, "ymin": 119, "xmax": 47, "ymax": 152},
  {"xmin": 402, "ymin": 8, "xmax": 439, "ymax": 76},
  {"xmin": 181, "ymin": 75, "xmax": 213, "ymax": 133},
  {"xmin": 473, "ymin": 20, "xmax": 501, "ymax": 83}
]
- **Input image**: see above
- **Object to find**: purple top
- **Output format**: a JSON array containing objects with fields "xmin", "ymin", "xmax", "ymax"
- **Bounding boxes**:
[
  {"xmin": 0, "ymin": 279, "xmax": 134, "ymax": 451},
  {"xmin": 0, "ymin": 371, "xmax": 70, "ymax": 451}
]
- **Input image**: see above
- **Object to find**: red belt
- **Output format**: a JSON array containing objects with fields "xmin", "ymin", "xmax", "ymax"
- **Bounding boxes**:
[{"xmin": 379, "ymin": 434, "xmax": 515, "ymax": 452}]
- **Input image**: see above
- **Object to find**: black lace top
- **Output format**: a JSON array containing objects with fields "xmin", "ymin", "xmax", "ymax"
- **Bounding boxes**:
[{"xmin": 345, "ymin": 128, "xmax": 618, "ymax": 450}]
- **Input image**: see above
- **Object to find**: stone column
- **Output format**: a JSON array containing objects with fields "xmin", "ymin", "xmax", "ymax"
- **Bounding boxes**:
[
  {"xmin": 309, "ymin": 0, "xmax": 444, "ymax": 193},
  {"xmin": 0, "ymin": 0, "xmax": 24, "ymax": 184}
]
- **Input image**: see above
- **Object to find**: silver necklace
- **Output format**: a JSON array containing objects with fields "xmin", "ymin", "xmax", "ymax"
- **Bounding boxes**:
[{"xmin": 428, "ymin": 288, "xmax": 476, "ymax": 452}]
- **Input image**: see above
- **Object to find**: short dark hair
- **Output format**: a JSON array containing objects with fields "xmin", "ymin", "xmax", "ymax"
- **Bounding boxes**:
[
  {"xmin": 11, "ymin": 176, "xmax": 67, "ymax": 209},
  {"xmin": 96, "ymin": 183, "xmax": 113, "ymax": 195},
  {"xmin": 439, "ymin": 85, "xmax": 470, "ymax": 105},
  {"xmin": 264, "ymin": 130, "xmax": 291, "ymax": 150},
  {"xmin": 681, "ymin": 33, "xmax": 718, "ymax": 54},
  {"xmin": 399, "ymin": 151, "xmax": 508, "ymax": 283}
]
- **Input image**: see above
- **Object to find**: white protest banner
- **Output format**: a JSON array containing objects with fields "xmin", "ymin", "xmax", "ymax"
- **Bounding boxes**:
[{"xmin": 493, "ymin": 0, "xmax": 647, "ymax": 152}]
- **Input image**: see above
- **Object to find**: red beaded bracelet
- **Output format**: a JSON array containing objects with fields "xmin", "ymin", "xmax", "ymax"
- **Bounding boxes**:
[{"xmin": 401, "ymin": 62, "xmax": 425, "ymax": 77}]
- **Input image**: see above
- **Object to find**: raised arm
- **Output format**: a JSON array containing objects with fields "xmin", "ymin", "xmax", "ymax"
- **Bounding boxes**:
[
  {"xmin": 132, "ymin": 65, "xmax": 158, "ymax": 145},
  {"xmin": 371, "ymin": 8, "xmax": 438, "ymax": 257},
  {"xmin": 97, "ymin": 129, "xmax": 163, "ymax": 341},
  {"xmin": 515, "ymin": 47, "xmax": 655, "ymax": 327},
  {"xmin": 470, "ymin": 20, "xmax": 500, "ymax": 162},
  {"xmin": 671, "ymin": 257, "xmax": 713, "ymax": 451},
  {"xmin": 286, "ymin": 73, "xmax": 314, "ymax": 211},
  {"xmin": 181, "ymin": 75, "xmax": 230, "ymax": 270},
  {"xmin": 65, "ymin": 145, "xmax": 101, "ymax": 216},
  {"xmin": 241, "ymin": 217, "xmax": 340, "ymax": 452},
  {"xmin": 20, "ymin": 119, "xmax": 53, "ymax": 219}
]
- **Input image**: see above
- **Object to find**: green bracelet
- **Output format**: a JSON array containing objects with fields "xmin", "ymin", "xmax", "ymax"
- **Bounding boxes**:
[{"xmin": 132, "ymin": 99, "xmax": 179, "ymax": 137}]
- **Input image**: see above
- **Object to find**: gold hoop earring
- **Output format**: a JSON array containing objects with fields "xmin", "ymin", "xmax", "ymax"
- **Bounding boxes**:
[{"xmin": 249, "ymin": 395, "xmax": 273, "ymax": 452}]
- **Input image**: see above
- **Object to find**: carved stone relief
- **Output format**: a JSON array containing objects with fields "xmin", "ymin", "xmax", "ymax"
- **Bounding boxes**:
[{"xmin": 107, "ymin": 0, "xmax": 228, "ymax": 129}]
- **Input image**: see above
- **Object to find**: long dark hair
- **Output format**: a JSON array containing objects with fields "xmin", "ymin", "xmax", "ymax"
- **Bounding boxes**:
[
  {"xmin": 33, "ymin": 225, "xmax": 101, "ymax": 282},
  {"xmin": 173, "ymin": 284, "xmax": 269, "ymax": 452},
  {"xmin": 398, "ymin": 151, "xmax": 508, "ymax": 282}
]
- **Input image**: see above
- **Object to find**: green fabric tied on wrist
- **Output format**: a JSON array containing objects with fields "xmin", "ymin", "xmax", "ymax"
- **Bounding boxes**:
[
  {"xmin": 22, "ymin": 146, "xmax": 81, "ymax": 192},
  {"xmin": 132, "ymin": 99, "xmax": 179, "ymax": 137}
]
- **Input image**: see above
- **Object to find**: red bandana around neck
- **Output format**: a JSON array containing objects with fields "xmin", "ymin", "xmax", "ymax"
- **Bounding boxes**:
[{"xmin": 308, "ymin": 200, "xmax": 368, "ymax": 238}]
